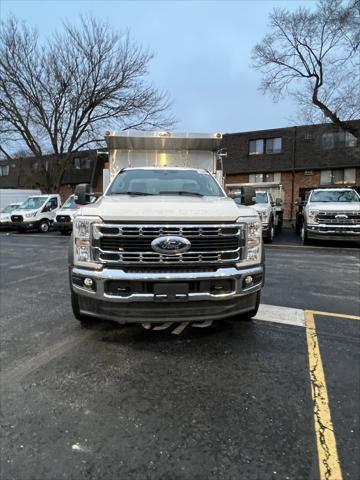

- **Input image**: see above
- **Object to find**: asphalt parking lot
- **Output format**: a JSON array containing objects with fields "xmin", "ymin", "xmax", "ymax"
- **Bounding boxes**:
[{"xmin": 0, "ymin": 231, "xmax": 359, "ymax": 480}]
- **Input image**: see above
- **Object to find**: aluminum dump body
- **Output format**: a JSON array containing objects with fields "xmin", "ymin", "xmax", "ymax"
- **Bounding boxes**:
[{"xmin": 104, "ymin": 131, "xmax": 223, "ymax": 185}]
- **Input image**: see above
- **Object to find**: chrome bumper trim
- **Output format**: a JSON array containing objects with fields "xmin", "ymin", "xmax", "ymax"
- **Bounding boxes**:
[{"xmin": 71, "ymin": 265, "xmax": 263, "ymax": 303}]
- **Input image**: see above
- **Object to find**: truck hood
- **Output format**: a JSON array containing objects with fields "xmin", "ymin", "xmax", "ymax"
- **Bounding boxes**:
[
  {"xmin": 308, "ymin": 202, "xmax": 360, "ymax": 211},
  {"xmin": 79, "ymin": 195, "xmax": 259, "ymax": 223}
]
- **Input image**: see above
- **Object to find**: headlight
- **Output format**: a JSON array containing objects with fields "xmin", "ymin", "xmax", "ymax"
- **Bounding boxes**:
[
  {"xmin": 73, "ymin": 216, "xmax": 102, "ymax": 267},
  {"xmin": 236, "ymin": 217, "xmax": 262, "ymax": 266},
  {"xmin": 25, "ymin": 211, "xmax": 37, "ymax": 218},
  {"xmin": 308, "ymin": 210, "xmax": 318, "ymax": 223}
]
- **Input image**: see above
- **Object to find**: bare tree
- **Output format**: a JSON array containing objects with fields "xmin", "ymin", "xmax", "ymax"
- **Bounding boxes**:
[
  {"xmin": 252, "ymin": 0, "xmax": 360, "ymax": 137},
  {"xmin": 0, "ymin": 16, "xmax": 175, "ymax": 192}
]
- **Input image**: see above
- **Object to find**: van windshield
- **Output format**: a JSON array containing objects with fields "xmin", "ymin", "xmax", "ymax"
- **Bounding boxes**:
[
  {"xmin": 107, "ymin": 169, "xmax": 225, "ymax": 197},
  {"xmin": 310, "ymin": 190, "xmax": 359, "ymax": 203},
  {"xmin": 2, "ymin": 204, "xmax": 20, "ymax": 213},
  {"xmin": 62, "ymin": 196, "xmax": 77, "ymax": 209},
  {"xmin": 20, "ymin": 197, "xmax": 48, "ymax": 209},
  {"xmin": 256, "ymin": 192, "xmax": 268, "ymax": 204}
]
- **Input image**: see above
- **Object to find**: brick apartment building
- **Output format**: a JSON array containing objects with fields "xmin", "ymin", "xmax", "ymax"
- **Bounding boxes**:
[
  {"xmin": 0, "ymin": 149, "xmax": 108, "ymax": 202},
  {"xmin": 0, "ymin": 121, "xmax": 359, "ymax": 220},
  {"xmin": 222, "ymin": 120, "xmax": 360, "ymax": 222}
]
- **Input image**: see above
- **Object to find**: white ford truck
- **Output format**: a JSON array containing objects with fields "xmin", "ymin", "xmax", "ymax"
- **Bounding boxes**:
[
  {"xmin": 68, "ymin": 132, "xmax": 264, "ymax": 325},
  {"xmin": 300, "ymin": 187, "xmax": 360, "ymax": 244}
]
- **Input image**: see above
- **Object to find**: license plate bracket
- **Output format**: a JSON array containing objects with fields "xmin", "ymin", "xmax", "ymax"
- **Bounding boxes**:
[{"xmin": 154, "ymin": 283, "xmax": 189, "ymax": 301}]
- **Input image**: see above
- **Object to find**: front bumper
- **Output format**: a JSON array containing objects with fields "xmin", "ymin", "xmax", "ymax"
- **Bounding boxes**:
[
  {"xmin": 11, "ymin": 220, "xmax": 40, "ymax": 230},
  {"xmin": 54, "ymin": 221, "xmax": 72, "ymax": 231},
  {"xmin": 70, "ymin": 264, "xmax": 264, "ymax": 323},
  {"xmin": 307, "ymin": 224, "xmax": 360, "ymax": 242},
  {"xmin": 0, "ymin": 221, "xmax": 12, "ymax": 230}
]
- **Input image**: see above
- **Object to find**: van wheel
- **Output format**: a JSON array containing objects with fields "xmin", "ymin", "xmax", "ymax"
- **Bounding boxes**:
[
  {"xmin": 38, "ymin": 220, "xmax": 50, "ymax": 233},
  {"xmin": 71, "ymin": 291, "xmax": 97, "ymax": 327}
]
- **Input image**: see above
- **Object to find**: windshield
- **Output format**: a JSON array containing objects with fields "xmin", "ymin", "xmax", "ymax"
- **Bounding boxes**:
[
  {"xmin": 310, "ymin": 190, "xmax": 359, "ymax": 203},
  {"xmin": 20, "ymin": 196, "xmax": 48, "ymax": 209},
  {"xmin": 2, "ymin": 204, "xmax": 20, "ymax": 213},
  {"xmin": 107, "ymin": 169, "xmax": 225, "ymax": 197},
  {"xmin": 62, "ymin": 196, "xmax": 77, "ymax": 209},
  {"xmin": 256, "ymin": 192, "xmax": 268, "ymax": 204}
]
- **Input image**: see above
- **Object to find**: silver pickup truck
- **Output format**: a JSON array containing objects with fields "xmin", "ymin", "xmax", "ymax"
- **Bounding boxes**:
[
  {"xmin": 300, "ymin": 188, "xmax": 360, "ymax": 244},
  {"xmin": 69, "ymin": 167, "xmax": 265, "ymax": 326}
]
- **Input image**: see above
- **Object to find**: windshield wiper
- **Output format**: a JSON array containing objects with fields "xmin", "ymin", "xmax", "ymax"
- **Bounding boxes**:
[
  {"xmin": 158, "ymin": 191, "xmax": 204, "ymax": 197},
  {"xmin": 112, "ymin": 191, "xmax": 156, "ymax": 196}
]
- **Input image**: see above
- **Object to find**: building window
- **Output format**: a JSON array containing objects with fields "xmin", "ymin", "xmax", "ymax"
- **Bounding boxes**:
[
  {"xmin": 0, "ymin": 165, "xmax": 10, "ymax": 176},
  {"xmin": 321, "ymin": 133, "xmax": 335, "ymax": 149},
  {"xmin": 304, "ymin": 131, "xmax": 313, "ymax": 140},
  {"xmin": 72, "ymin": 157, "xmax": 91, "ymax": 169},
  {"xmin": 249, "ymin": 139, "xmax": 264, "ymax": 155},
  {"xmin": 320, "ymin": 168, "xmax": 356, "ymax": 185},
  {"xmin": 345, "ymin": 132, "xmax": 357, "ymax": 147},
  {"xmin": 82, "ymin": 158, "xmax": 91, "ymax": 169},
  {"xmin": 249, "ymin": 172, "xmax": 280, "ymax": 183},
  {"xmin": 73, "ymin": 157, "xmax": 81, "ymax": 169},
  {"xmin": 265, "ymin": 137, "xmax": 282, "ymax": 154}
]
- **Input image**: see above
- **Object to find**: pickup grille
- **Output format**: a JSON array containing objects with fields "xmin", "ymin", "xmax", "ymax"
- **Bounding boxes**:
[
  {"xmin": 56, "ymin": 215, "xmax": 71, "ymax": 223},
  {"xmin": 11, "ymin": 215, "xmax": 23, "ymax": 222},
  {"xmin": 317, "ymin": 211, "xmax": 360, "ymax": 225},
  {"xmin": 93, "ymin": 223, "xmax": 245, "ymax": 266}
]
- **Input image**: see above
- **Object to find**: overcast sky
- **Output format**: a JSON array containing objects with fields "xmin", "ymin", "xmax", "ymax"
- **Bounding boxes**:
[{"xmin": 1, "ymin": 0, "xmax": 316, "ymax": 134}]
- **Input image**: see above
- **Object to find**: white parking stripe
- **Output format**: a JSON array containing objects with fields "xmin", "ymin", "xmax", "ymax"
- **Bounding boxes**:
[{"xmin": 255, "ymin": 304, "xmax": 305, "ymax": 327}]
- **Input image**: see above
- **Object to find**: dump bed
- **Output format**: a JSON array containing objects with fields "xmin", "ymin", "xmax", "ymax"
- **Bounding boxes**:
[{"xmin": 104, "ymin": 131, "xmax": 223, "ymax": 187}]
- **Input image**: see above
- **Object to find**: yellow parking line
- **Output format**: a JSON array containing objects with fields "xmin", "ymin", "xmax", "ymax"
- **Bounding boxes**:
[
  {"xmin": 309, "ymin": 310, "xmax": 360, "ymax": 321},
  {"xmin": 305, "ymin": 311, "xmax": 343, "ymax": 480}
]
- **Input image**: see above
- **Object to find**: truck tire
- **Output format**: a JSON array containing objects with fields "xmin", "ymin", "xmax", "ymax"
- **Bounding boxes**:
[
  {"xmin": 264, "ymin": 220, "xmax": 274, "ymax": 244},
  {"xmin": 71, "ymin": 291, "xmax": 97, "ymax": 327},
  {"xmin": 38, "ymin": 219, "xmax": 50, "ymax": 233},
  {"xmin": 301, "ymin": 224, "xmax": 310, "ymax": 245}
]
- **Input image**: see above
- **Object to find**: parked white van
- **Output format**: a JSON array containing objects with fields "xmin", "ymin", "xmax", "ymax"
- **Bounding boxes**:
[{"xmin": 11, "ymin": 194, "xmax": 61, "ymax": 232}]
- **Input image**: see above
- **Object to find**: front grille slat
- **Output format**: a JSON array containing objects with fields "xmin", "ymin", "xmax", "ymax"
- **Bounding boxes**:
[
  {"xmin": 316, "ymin": 211, "xmax": 360, "ymax": 225},
  {"xmin": 11, "ymin": 215, "xmax": 23, "ymax": 222},
  {"xmin": 93, "ymin": 223, "xmax": 244, "ymax": 266}
]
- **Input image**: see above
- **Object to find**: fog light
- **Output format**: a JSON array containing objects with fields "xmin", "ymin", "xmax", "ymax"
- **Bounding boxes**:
[
  {"xmin": 244, "ymin": 275, "xmax": 254, "ymax": 287},
  {"xmin": 84, "ymin": 277, "xmax": 93, "ymax": 288}
]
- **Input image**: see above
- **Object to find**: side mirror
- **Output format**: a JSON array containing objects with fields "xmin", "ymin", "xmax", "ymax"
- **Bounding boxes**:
[
  {"xmin": 42, "ymin": 201, "xmax": 53, "ymax": 212},
  {"xmin": 242, "ymin": 186, "xmax": 256, "ymax": 206},
  {"xmin": 74, "ymin": 183, "xmax": 92, "ymax": 205},
  {"xmin": 275, "ymin": 198, "xmax": 282, "ymax": 206},
  {"xmin": 230, "ymin": 187, "xmax": 256, "ymax": 206}
]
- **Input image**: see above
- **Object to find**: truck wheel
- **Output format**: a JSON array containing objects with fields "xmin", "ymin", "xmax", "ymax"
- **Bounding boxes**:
[
  {"xmin": 301, "ymin": 224, "xmax": 310, "ymax": 245},
  {"xmin": 38, "ymin": 219, "xmax": 50, "ymax": 233},
  {"xmin": 264, "ymin": 220, "xmax": 274, "ymax": 244},
  {"xmin": 71, "ymin": 291, "xmax": 96, "ymax": 327}
]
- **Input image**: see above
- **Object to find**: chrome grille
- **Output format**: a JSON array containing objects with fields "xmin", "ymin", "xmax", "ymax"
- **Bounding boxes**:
[
  {"xmin": 317, "ymin": 211, "xmax": 360, "ymax": 225},
  {"xmin": 56, "ymin": 215, "xmax": 71, "ymax": 223},
  {"xmin": 93, "ymin": 223, "xmax": 245, "ymax": 265}
]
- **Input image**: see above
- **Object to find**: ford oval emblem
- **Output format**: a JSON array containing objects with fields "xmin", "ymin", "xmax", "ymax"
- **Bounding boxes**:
[{"xmin": 151, "ymin": 236, "xmax": 191, "ymax": 255}]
